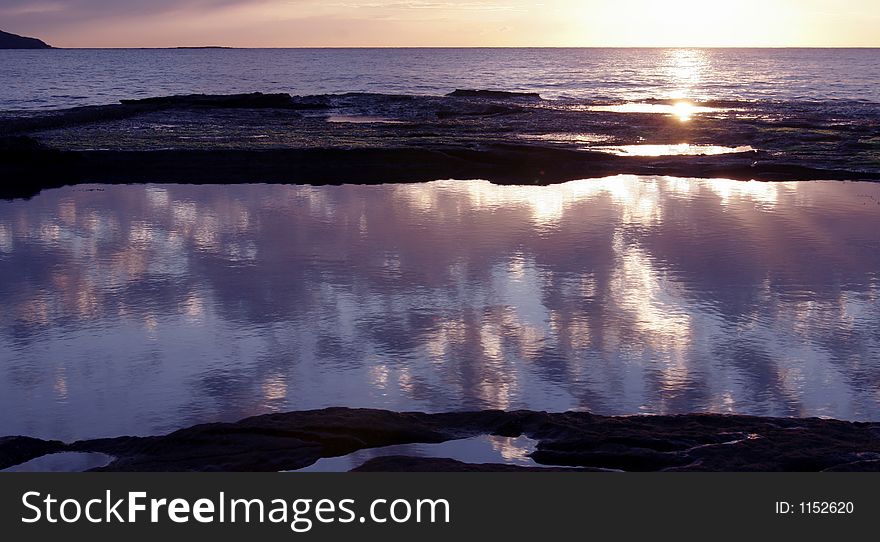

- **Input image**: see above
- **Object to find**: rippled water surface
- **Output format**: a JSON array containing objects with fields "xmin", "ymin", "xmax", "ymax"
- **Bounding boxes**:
[
  {"xmin": 1, "ymin": 177, "xmax": 879, "ymax": 440},
  {"xmin": 1, "ymin": 48, "xmax": 879, "ymax": 110}
]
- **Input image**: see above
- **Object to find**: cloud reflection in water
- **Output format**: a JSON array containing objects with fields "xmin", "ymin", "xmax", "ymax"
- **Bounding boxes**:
[{"xmin": 0, "ymin": 175, "xmax": 879, "ymax": 440}]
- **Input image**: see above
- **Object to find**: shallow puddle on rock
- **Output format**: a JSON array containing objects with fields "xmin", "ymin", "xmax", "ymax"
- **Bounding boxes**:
[
  {"xmin": 4, "ymin": 178, "xmax": 880, "ymax": 439},
  {"xmin": 587, "ymin": 102, "xmax": 727, "ymax": 121},
  {"xmin": 519, "ymin": 132, "xmax": 612, "ymax": 144},
  {"xmin": 2, "ymin": 452, "xmax": 115, "ymax": 472},
  {"xmin": 290, "ymin": 435, "xmax": 541, "ymax": 472},
  {"xmin": 325, "ymin": 115, "xmax": 404, "ymax": 124},
  {"xmin": 591, "ymin": 143, "xmax": 755, "ymax": 156}
]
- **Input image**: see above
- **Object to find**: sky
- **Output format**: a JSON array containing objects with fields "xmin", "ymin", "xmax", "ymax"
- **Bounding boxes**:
[{"xmin": 1, "ymin": 0, "xmax": 878, "ymax": 48}]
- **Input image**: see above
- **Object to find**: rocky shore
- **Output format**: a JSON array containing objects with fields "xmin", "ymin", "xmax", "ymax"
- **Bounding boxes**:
[
  {"xmin": 2, "ymin": 408, "xmax": 880, "ymax": 472},
  {"xmin": 3, "ymin": 91, "xmax": 879, "ymax": 199}
]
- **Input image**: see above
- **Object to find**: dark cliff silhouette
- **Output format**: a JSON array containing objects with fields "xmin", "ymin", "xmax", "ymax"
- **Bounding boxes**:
[{"xmin": 0, "ymin": 30, "xmax": 52, "ymax": 49}]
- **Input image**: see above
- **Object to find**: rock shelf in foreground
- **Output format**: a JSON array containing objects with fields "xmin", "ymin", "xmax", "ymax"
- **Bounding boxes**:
[
  {"xmin": 2, "ymin": 91, "xmax": 878, "ymax": 199},
  {"xmin": 2, "ymin": 408, "xmax": 879, "ymax": 472}
]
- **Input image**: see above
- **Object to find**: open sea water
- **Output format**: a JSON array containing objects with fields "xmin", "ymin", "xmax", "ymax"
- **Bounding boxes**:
[
  {"xmin": 1, "ymin": 48, "xmax": 880, "ymax": 442},
  {"xmin": 1, "ymin": 48, "xmax": 879, "ymax": 110}
]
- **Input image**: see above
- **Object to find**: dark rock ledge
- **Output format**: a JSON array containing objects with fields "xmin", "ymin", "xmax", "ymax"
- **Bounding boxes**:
[
  {"xmin": 2, "ymin": 408, "xmax": 880, "ymax": 472},
  {"xmin": 447, "ymin": 89, "xmax": 542, "ymax": 99},
  {"xmin": 3, "ymin": 91, "xmax": 878, "ymax": 200},
  {"xmin": 0, "ymin": 137, "xmax": 871, "ymax": 202}
]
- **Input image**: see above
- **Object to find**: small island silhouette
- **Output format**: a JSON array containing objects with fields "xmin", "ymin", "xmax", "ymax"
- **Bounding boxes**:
[{"xmin": 0, "ymin": 30, "xmax": 52, "ymax": 49}]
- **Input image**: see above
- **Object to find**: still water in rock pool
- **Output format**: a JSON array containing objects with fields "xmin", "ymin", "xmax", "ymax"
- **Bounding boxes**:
[
  {"xmin": 1, "ymin": 176, "xmax": 879, "ymax": 440},
  {"xmin": 293, "ymin": 435, "xmax": 542, "ymax": 472}
]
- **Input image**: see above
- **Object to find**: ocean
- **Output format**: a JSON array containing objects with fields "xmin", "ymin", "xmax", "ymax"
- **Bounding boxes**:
[
  {"xmin": 2, "ymin": 47, "xmax": 880, "ymax": 442},
  {"xmin": 1, "ymin": 48, "xmax": 879, "ymax": 111}
]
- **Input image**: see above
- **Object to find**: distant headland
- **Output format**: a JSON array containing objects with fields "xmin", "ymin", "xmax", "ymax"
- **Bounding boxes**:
[{"xmin": 0, "ymin": 30, "xmax": 52, "ymax": 49}]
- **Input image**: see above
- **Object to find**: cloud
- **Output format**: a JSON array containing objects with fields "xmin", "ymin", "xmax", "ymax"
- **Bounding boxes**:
[
  {"xmin": 0, "ymin": 0, "xmax": 272, "ymax": 26},
  {"xmin": 0, "ymin": 0, "xmax": 283, "ymax": 44},
  {"xmin": 0, "ymin": 0, "xmax": 252, "ymax": 16},
  {"xmin": 323, "ymin": 1, "xmax": 526, "ymax": 11},
  {"xmin": 0, "ymin": 0, "xmax": 525, "ymax": 22},
  {"xmin": 2, "ymin": 1, "xmax": 876, "ymax": 47},
  {"xmin": 0, "ymin": 0, "xmax": 536, "ymax": 46}
]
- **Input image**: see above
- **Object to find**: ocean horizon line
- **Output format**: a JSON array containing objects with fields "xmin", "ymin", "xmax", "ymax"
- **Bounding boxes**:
[{"xmin": 16, "ymin": 45, "xmax": 880, "ymax": 50}]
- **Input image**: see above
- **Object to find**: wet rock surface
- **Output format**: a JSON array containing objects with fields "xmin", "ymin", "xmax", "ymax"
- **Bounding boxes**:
[
  {"xmin": 2, "ymin": 92, "xmax": 878, "ymax": 199},
  {"xmin": 2, "ymin": 408, "xmax": 879, "ymax": 472},
  {"xmin": 118, "ymin": 92, "xmax": 328, "ymax": 110},
  {"xmin": 447, "ymin": 89, "xmax": 542, "ymax": 99}
]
